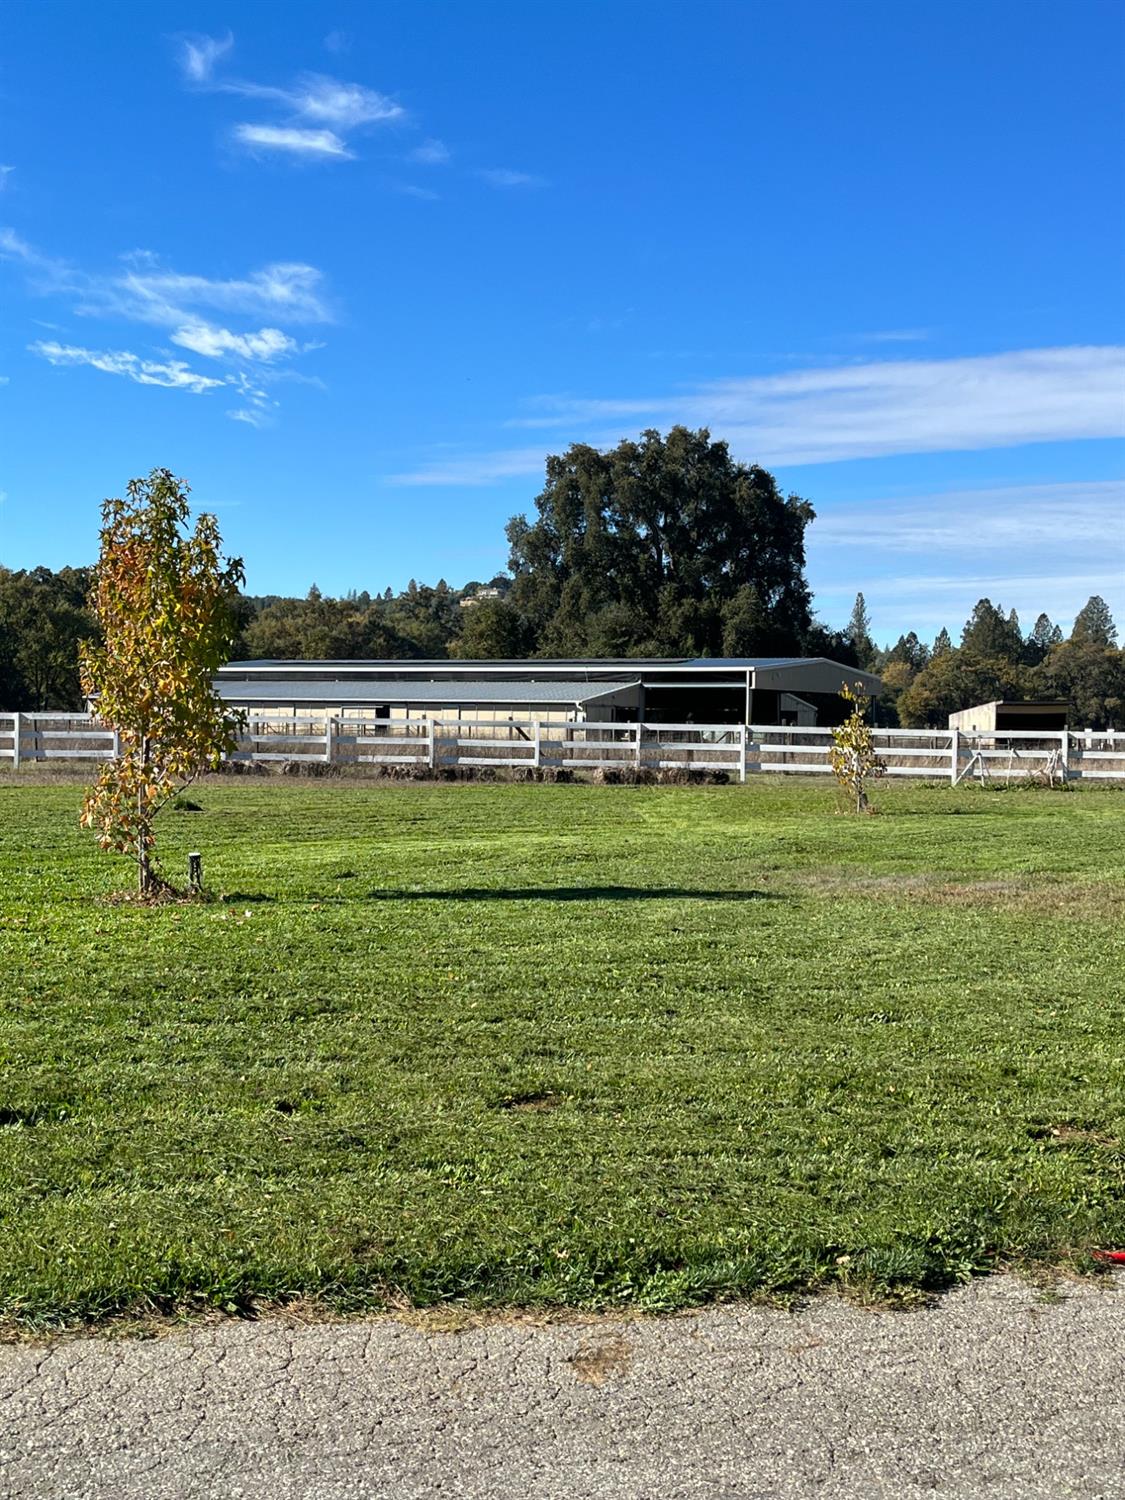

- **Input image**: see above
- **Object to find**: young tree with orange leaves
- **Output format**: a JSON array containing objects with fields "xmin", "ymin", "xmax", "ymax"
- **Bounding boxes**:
[
  {"xmin": 79, "ymin": 469, "xmax": 245, "ymax": 896},
  {"xmin": 829, "ymin": 682, "xmax": 886, "ymax": 813}
]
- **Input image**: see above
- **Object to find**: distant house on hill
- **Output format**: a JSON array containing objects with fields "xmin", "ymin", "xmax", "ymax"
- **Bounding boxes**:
[
  {"xmin": 459, "ymin": 586, "xmax": 503, "ymax": 610},
  {"xmin": 215, "ymin": 656, "xmax": 882, "ymax": 727}
]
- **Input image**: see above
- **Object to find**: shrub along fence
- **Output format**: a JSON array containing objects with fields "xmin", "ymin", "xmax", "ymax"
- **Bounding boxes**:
[{"xmin": 1, "ymin": 711, "xmax": 1123, "ymax": 784}]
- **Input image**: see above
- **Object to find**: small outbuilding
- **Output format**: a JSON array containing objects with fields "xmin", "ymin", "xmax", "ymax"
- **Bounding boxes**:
[{"xmin": 948, "ymin": 700, "xmax": 1069, "ymax": 733}]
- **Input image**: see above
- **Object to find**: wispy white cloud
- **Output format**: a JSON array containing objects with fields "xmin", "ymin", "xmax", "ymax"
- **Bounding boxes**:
[
  {"xmin": 179, "ymin": 32, "xmax": 233, "ymax": 83},
  {"xmin": 391, "ymin": 182, "xmax": 440, "ymax": 202},
  {"xmin": 170, "ymin": 322, "xmax": 298, "ymax": 361},
  {"xmin": 224, "ymin": 74, "xmax": 404, "ymax": 129},
  {"xmin": 0, "ymin": 166, "xmax": 13, "ymax": 191},
  {"xmin": 3, "ymin": 230, "xmax": 332, "ymax": 327},
  {"xmin": 180, "ymin": 38, "xmax": 403, "ymax": 165},
  {"xmin": 107, "ymin": 256, "xmax": 331, "ymax": 326},
  {"xmin": 5, "ymin": 233, "xmax": 329, "ymax": 426},
  {"xmin": 859, "ymin": 328, "xmax": 932, "ymax": 343},
  {"xmin": 30, "ymin": 341, "xmax": 226, "ymax": 394},
  {"xmin": 232, "ymin": 123, "xmax": 353, "ymax": 159},
  {"xmin": 506, "ymin": 346, "xmax": 1125, "ymax": 463},
  {"xmin": 227, "ymin": 405, "xmax": 273, "ymax": 428},
  {"xmin": 389, "ymin": 346, "xmax": 1125, "ymax": 485},
  {"xmin": 805, "ymin": 479, "xmax": 1125, "ymax": 636},
  {"xmin": 810, "ymin": 479, "xmax": 1125, "ymax": 554},
  {"xmin": 475, "ymin": 168, "xmax": 545, "ymax": 189},
  {"xmin": 0, "ymin": 227, "xmax": 60, "ymax": 275},
  {"xmin": 410, "ymin": 138, "xmax": 450, "ymax": 164},
  {"xmin": 323, "ymin": 30, "xmax": 350, "ymax": 55},
  {"xmin": 389, "ymin": 447, "xmax": 551, "ymax": 487}
]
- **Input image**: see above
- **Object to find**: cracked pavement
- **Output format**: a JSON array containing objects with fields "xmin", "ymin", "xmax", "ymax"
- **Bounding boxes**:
[{"xmin": 1, "ymin": 1275, "xmax": 1122, "ymax": 1499}]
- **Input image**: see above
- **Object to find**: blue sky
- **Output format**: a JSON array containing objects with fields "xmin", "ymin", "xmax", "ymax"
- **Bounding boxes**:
[{"xmin": 1, "ymin": 0, "xmax": 1122, "ymax": 642}]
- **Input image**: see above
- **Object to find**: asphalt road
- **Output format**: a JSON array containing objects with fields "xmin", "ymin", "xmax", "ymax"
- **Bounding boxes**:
[{"xmin": 1, "ymin": 1274, "xmax": 1122, "ymax": 1499}]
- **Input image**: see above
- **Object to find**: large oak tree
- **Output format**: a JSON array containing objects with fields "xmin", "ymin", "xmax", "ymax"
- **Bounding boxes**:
[{"xmin": 504, "ymin": 427, "xmax": 816, "ymax": 658}]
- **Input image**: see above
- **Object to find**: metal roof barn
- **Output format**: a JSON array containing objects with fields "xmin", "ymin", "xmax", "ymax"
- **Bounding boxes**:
[{"xmin": 215, "ymin": 657, "xmax": 881, "ymax": 726}]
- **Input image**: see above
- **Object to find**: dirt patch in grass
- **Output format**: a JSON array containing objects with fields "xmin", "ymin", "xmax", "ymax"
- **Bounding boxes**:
[
  {"xmin": 497, "ymin": 1091, "xmax": 563, "ymax": 1112},
  {"xmin": 788, "ymin": 870, "xmax": 1125, "ymax": 918}
]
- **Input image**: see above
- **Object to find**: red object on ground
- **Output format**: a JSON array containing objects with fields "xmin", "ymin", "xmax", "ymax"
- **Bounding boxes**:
[{"xmin": 1093, "ymin": 1250, "xmax": 1125, "ymax": 1264}]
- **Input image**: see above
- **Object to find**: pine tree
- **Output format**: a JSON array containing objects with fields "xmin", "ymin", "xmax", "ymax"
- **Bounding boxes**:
[
  {"xmin": 1026, "ymin": 612, "xmax": 1063, "ymax": 665},
  {"xmin": 846, "ymin": 592, "xmax": 876, "ymax": 669},
  {"xmin": 932, "ymin": 627, "xmax": 952, "ymax": 657},
  {"xmin": 1071, "ymin": 595, "xmax": 1118, "ymax": 646}
]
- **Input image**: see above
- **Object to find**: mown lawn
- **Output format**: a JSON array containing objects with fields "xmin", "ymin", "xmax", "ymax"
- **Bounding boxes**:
[{"xmin": 1, "ymin": 775, "xmax": 1123, "ymax": 1327}]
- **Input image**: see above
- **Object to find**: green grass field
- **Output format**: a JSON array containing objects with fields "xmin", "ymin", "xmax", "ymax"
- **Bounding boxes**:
[{"xmin": 1, "ymin": 775, "xmax": 1123, "ymax": 1328}]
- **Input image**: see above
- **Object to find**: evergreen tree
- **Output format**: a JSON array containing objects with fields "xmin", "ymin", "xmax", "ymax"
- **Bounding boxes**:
[
  {"xmin": 960, "ymin": 599, "xmax": 1023, "ymax": 661},
  {"xmin": 932, "ymin": 627, "xmax": 952, "ymax": 657},
  {"xmin": 1071, "ymin": 595, "xmax": 1118, "ymax": 646},
  {"xmin": 1025, "ymin": 612, "xmax": 1063, "ymax": 666},
  {"xmin": 846, "ymin": 592, "xmax": 877, "ymax": 669}
]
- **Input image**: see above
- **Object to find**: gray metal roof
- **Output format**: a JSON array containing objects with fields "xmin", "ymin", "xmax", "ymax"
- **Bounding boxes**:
[
  {"xmin": 217, "ymin": 678, "xmax": 641, "ymax": 706},
  {"xmin": 223, "ymin": 656, "xmax": 819, "ymax": 673}
]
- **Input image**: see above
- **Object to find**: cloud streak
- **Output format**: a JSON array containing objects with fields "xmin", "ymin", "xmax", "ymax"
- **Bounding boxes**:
[
  {"xmin": 391, "ymin": 346, "xmax": 1125, "ymax": 484},
  {"xmin": 30, "ymin": 341, "xmax": 226, "ymax": 394},
  {"xmin": 409, "ymin": 138, "xmax": 450, "ymax": 164},
  {"xmin": 6, "ymin": 232, "xmax": 329, "ymax": 425},
  {"xmin": 809, "ymin": 479, "xmax": 1125, "ymax": 555},
  {"xmin": 232, "ymin": 123, "xmax": 353, "ymax": 159},
  {"xmin": 180, "ymin": 32, "xmax": 233, "ymax": 83},
  {"xmin": 170, "ymin": 322, "xmax": 298, "ymax": 361},
  {"xmin": 805, "ymin": 479, "xmax": 1125, "ymax": 636},
  {"xmin": 224, "ymin": 74, "xmax": 404, "ymax": 129},
  {"xmin": 179, "ymin": 37, "xmax": 403, "ymax": 165},
  {"xmin": 475, "ymin": 168, "xmax": 544, "ymax": 189}
]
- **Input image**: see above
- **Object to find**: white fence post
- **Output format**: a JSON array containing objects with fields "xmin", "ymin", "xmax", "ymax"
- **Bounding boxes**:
[
  {"xmin": 324, "ymin": 716, "xmax": 335, "ymax": 764},
  {"xmin": 739, "ymin": 722, "xmax": 747, "ymax": 783},
  {"xmin": 11, "ymin": 712, "xmax": 20, "ymax": 770},
  {"xmin": 1060, "ymin": 729, "xmax": 1069, "ymax": 781},
  {"xmin": 532, "ymin": 718, "xmax": 541, "ymax": 769},
  {"xmin": 427, "ymin": 718, "xmax": 437, "ymax": 771},
  {"xmin": 634, "ymin": 722, "xmax": 642, "ymax": 771},
  {"xmin": 950, "ymin": 726, "xmax": 959, "ymax": 786}
]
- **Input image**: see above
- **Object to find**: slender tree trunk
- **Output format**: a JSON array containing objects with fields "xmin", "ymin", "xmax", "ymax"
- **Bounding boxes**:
[{"xmin": 137, "ymin": 735, "xmax": 150, "ymax": 896}]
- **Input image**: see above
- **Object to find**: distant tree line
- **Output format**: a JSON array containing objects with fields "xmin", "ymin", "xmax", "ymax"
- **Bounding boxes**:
[
  {"xmin": 847, "ymin": 591, "xmax": 1123, "ymax": 730},
  {"xmin": 2, "ymin": 427, "xmax": 1121, "ymax": 726}
]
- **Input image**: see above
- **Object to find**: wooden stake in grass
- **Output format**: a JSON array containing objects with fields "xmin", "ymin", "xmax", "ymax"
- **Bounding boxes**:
[
  {"xmin": 79, "ymin": 470, "xmax": 244, "ymax": 898},
  {"xmin": 829, "ymin": 682, "xmax": 886, "ymax": 813}
]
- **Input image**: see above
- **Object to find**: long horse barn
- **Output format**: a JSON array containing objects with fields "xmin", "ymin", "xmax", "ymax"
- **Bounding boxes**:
[{"xmin": 214, "ymin": 656, "xmax": 883, "ymax": 727}]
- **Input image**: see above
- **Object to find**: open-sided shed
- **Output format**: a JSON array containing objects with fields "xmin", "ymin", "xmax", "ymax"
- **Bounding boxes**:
[{"xmin": 948, "ymin": 700, "xmax": 1069, "ymax": 733}]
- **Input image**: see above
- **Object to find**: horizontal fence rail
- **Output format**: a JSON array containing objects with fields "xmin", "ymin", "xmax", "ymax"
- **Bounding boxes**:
[{"xmin": 0, "ymin": 712, "xmax": 1122, "ymax": 784}]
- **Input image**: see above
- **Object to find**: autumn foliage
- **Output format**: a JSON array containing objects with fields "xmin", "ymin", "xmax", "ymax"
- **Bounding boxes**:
[
  {"xmin": 79, "ymin": 470, "xmax": 245, "ymax": 895},
  {"xmin": 829, "ymin": 682, "xmax": 886, "ymax": 813}
]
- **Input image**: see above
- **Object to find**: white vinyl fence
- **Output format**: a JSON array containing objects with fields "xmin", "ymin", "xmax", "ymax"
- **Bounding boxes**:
[{"xmin": 1, "ymin": 711, "xmax": 1123, "ymax": 784}]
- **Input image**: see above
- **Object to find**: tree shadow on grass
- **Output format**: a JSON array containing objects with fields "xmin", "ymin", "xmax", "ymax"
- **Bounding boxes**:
[{"xmin": 365, "ymin": 885, "xmax": 784, "ymax": 903}]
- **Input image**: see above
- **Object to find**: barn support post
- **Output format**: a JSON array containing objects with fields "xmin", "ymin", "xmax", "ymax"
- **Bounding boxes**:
[{"xmin": 11, "ymin": 712, "xmax": 20, "ymax": 770}]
